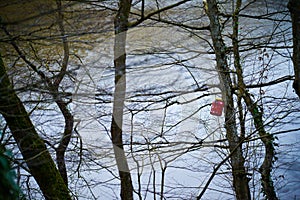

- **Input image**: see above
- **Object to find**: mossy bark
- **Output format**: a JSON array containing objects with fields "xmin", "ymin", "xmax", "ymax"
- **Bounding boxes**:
[
  {"xmin": 204, "ymin": 0, "xmax": 251, "ymax": 199},
  {"xmin": 232, "ymin": 1, "xmax": 277, "ymax": 199},
  {"xmin": 0, "ymin": 54, "xmax": 71, "ymax": 200}
]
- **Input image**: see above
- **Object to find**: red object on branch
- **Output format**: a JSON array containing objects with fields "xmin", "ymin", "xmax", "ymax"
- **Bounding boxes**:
[{"xmin": 210, "ymin": 98, "xmax": 224, "ymax": 116}]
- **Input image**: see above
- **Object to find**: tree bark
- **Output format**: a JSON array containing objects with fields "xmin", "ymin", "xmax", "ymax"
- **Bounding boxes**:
[
  {"xmin": 204, "ymin": 0, "xmax": 251, "ymax": 199},
  {"xmin": 111, "ymin": 0, "xmax": 133, "ymax": 199},
  {"xmin": 1, "ymin": 1, "xmax": 73, "ymax": 185},
  {"xmin": 232, "ymin": 0, "xmax": 278, "ymax": 199},
  {"xmin": 54, "ymin": 0, "xmax": 73, "ymax": 186},
  {"xmin": 288, "ymin": 0, "xmax": 300, "ymax": 98},
  {"xmin": 55, "ymin": 99, "xmax": 73, "ymax": 187},
  {"xmin": 0, "ymin": 54, "xmax": 71, "ymax": 200}
]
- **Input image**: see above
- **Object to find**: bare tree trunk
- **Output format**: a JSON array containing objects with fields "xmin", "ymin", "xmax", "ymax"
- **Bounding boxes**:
[
  {"xmin": 204, "ymin": 0, "xmax": 251, "ymax": 199},
  {"xmin": 54, "ymin": 0, "xmax": 73, "ymax": 186},
  {"xmin": 111, "ymin": 0, "xmax": 133, "ymax": 199},
  {"xmin": 55, "ymin": 99, "xmax": 73, "ymax": 186},
  {"xmin": 232, "ymin": 0, "xmax": 278, "ymax": 199},
  {"xmin": 0, "ymin": 54, "xmax": 71, "ymax": 200},
  {"xmin": 288, "ymin": 0, "xmax": 300, "ymax": 98}
]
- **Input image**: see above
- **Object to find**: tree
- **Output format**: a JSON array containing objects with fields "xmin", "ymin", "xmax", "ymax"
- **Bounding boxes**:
[
  {"xmin": 0, "ymin": 0, "xmax": 298, "ymax": 199},
  {"xmin": 198, "ymin": 0, "xmax": 292, "ymax": 199},
  {"xmin": 231, "ymin": 1, "xmax": 277, "ymax": 198},
  {"xmin": 1, "ymin": 0, "xmax": 74, "ymax": 187},
  {"xmin": 201, "ymin": 0, "xmax": 250, "ymax": 199},
  {"xmin": 0, "ymin": 53, "xmax": 71, "ymax": 199},
  {"xmin": 288, "ymin": 0, "xmax": 300, "ymax": 98},
  {"xmin": 111, "ymin": 0, "xmax": 134, "ymax": 199}
]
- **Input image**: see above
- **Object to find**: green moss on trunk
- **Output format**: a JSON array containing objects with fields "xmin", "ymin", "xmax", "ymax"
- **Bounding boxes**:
[{"xmin": 0, "ymin": 54, "xmax": 71, "ymax": 200}]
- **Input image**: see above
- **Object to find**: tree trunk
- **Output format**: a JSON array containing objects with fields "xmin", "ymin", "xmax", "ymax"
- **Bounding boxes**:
[
  {"xmin": 55, "ymin": 99, "xmax": 73, "ymax": 187},
  {"xmin": 54, "ymin": 0, "xmax": 73, "ymax": 186},
  {"xmin": 1, "ymin": 0, "xmax": 73, "ymax": 186},
  {"xmin": 232, "ymin": 0, "xmax": 278, "ymax": 198},
  {"xmin": 204, "ymin": 0, "xmax": 251, "ymax": 199},
  {"xmin": 0, "ymin": 54, "xmax": 71, "ymax": 200},
  {"xmin": 288, "ymin": 0, "xmax": 300, "ymax": 98},
  {"xmin": 111, "ymin": 0, "xmax": 134, "ymax": 199}
]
